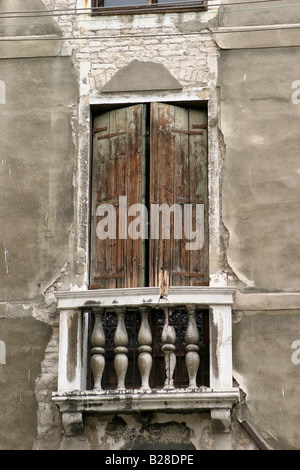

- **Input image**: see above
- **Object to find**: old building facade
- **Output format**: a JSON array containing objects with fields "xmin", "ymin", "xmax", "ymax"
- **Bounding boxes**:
[{"xmin": 0, "ymin": 0, "xmax": 299, "ymax": 450}]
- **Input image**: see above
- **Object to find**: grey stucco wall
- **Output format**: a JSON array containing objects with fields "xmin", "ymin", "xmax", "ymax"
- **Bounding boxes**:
[
  {"xmin": 219, "ymin": 0, "xmax": 300, "ymax": 27},
  {"xmin": 0, "ymin": 0, "xmax": 79, "ymax": 450},
  {"xmin": 216, "ymin": 0, "xmax": 300, "ymax": 450},
  {"xmin": 0, "ymin": 57, "xmax": 77, "ymax": 301},
  {"xmin": 0, "ymin": 0, "xmax": 62, "ymax": 37},
  {"xmin": 219, "ymin": 47, "xmax": 300, "ymax": 292},
  {"xmin": 218, "ymin": 46, "xmax": 300, "ymax": 450},
  {"xmin": 233, "ymin": 311, "xmax": 300, "ymax": 450},
  {"xmin": 0, "ymin": 316, "xmax": 52, "ymax": 449},
  {"xmin": 0, "ymin": 53, "xmax": 78, "ymax": 447}
]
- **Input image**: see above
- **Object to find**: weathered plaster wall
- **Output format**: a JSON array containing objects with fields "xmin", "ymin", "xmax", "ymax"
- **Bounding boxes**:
[
  {"xmin": 0, "ymin": 58, "xmax": 78, "ymax": 301},
  {"xmin": 0, "ymin": 0, "xmax": 79, "ymax": 450},
  {"xmin": 217, "ymin": 2, "xmax": 300, "ymax": 450},
  {"xmin": 0, "ymin": 316, "xmax": 52, "ymax": 449},
  {"xmin": 218, "ymin": 48, "xmax": 300, "ymax": 292},
  {"xmin": 0, "ymin": 0, "xmax": 62, "ymax": 37},
  {"xmin": 57, "ymin": 411, "xmax": 259, "ymax": 450},
  {"xmin": 220, "ymin": 0, "xmax": 300, "ymax": 27},
  {"xmin": 233, "ymin": 311, "xmax": 300, "ymax": 450}
]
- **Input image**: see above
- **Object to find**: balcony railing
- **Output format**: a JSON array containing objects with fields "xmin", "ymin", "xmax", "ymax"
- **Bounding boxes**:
[
  {"xmin": 52, "ymin": 286, "xmax": 240, "ymax": 436},
  {"xmin": 89, "ymin": 305, "xmax": 208, "ymax": 393}
]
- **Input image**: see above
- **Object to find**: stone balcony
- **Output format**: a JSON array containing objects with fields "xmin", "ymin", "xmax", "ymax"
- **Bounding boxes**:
[{"xmin": 52, "ymin": 286, "xmax": 240, "ymax": 436}]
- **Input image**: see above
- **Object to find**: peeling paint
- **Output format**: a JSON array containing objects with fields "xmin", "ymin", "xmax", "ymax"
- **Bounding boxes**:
[
  {"xmin": 67, "ymin": 313, "xmax": 79, "ymax": 383},
  {"xmin": 0, "ymin": 80, "xmax": 5, "ymax": 104},
  {"xmin": 210, "ymin": 308, "xmax": 219, "ymax": 380}
]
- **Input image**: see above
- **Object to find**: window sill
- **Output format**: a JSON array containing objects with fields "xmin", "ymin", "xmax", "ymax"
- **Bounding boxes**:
[
  {"xmin": 53, "ymin": 387, "xmax": 240, "ymax": 412},
  {"xmin": 55, "ymin": 285, "xmax": 235, "ymax": 310}
]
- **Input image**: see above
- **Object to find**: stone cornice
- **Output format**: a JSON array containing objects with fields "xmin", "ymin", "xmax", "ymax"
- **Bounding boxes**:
[{"xmin": 55, "ymin": 286, "xmax": 236, "ymax": 310}]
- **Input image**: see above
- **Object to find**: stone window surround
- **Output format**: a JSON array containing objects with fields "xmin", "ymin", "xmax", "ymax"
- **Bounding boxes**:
[{"xmin": 52, "ymin": 286, "xmax": 240, "ymax": 436}]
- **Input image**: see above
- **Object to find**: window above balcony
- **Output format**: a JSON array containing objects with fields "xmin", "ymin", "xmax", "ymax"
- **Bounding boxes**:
[
  {"xmin": 91, "ymin": 0, "xmax": 207, "ymax": 16},
  {"xmin": 90, "ymin": 103, "xmax": 209, "ymax": 290}
]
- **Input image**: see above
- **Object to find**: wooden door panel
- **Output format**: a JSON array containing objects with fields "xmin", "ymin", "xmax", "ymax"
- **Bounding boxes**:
[
  {"xmin": 90, "ymin": 104, "xmax": 146, "ymax": 289},
  {"xmin": 150, "ymin": 103, "xmax": 208, "ymax": 288}
]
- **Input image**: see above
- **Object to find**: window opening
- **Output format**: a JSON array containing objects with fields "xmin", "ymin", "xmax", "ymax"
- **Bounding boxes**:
[
  {"xmin": 91, "ymin": 0, "xmax": 207, "ymax": 15},
  {"xmin": 90, "ymin": 102, "xmax": 209, "ymax": 290}
]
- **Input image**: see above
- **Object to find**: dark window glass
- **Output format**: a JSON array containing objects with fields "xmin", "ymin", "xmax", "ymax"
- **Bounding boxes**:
[{"xmin": 104, "ymin": 0, "xmax": 147, "ymax": 6}]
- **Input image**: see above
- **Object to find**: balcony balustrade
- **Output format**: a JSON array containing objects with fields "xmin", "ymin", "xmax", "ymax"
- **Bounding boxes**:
[{"xmin": 90, "ymin": 305, "xmax": 206, "ymax": 393}]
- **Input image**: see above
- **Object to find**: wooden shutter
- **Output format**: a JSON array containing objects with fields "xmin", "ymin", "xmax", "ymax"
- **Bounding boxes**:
[
  {"xmin": 90, "ymin": 104, "xmax": 146, "ymax": 289},
  {"xmin": 149, "ymin": 102, "xmax": 208, "ymax": 287}
]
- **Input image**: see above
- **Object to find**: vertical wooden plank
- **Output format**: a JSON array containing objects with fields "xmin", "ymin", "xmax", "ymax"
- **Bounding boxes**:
[
  {"xmin": 149, "ymin": 103, "xmax": 158, "ymax": 287},
  {"xmin": 159, "ymin": 103, "xmax": 174, "ymax": 290},
  {"xmin": 188, "ymin": 108, "xmax": 208, "ymax": 285},
  {"xmin": 126, "ymin": 104, "xmax": 146, "ymax": 287},
  {"xmin": 114, "ymin": 108, "xmax": 126, "ymax": 288},
  {"xmin": 150, "ymin": 102, "xmax": 176, "ymax": 288},
  {"xmin": 90, "ymin": 111, "xmax": 110, "ymax": 289},
  {"xmin": 173, "ymin": 105, "xmax": 189, "ymax": 286},
  {"xmin": 107, "ymin": 109, "xmax": 118, "ymax": 288}
]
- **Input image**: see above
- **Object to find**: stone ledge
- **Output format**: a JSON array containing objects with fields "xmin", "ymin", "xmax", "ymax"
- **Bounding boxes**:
[
  {"xmin": 53, "ymin": 388, "xmax": 240, "ymax": 436},
  {"xmin": 0, "ymin": 35, "xmax": 60, "ymax": 59},
  {"xmin": 234, "ymin": 292, "xmax": 300, "ymax": 311},
  {"xmin": 53, "ymin": 387, "xmax": 240, "ymax": 413},
  {"xmin": 214, "ymin": 24, "xmax": 300, "ymax": 49}
]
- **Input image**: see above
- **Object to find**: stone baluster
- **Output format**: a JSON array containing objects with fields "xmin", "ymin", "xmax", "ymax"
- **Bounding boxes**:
[
  {"xmin": 161, "ymin": 307, "xmax": 176, "ymax": 390},
  {"xmin": 185, "ymin": 305, "xmax": 200, "ymax": 390},
  {"xmin": 91, "ymin": 309, "xmax": 106, "ymax": 391},
  {"xmin": 114, "ymin": 307, "xmax": 128, "ymax": 391},
  {"xmin": 138, "ymin": 306, "xmax": 152, "ymax": 391}
]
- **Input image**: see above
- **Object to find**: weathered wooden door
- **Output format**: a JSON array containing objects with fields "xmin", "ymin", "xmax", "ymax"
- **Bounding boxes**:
[
  {"xmin": 90, "ymin": 104, "xmax": 146, "ymax": 289},
  {"xmin": 90, "ymin": 103, "xmax": 208, "ymax": 289},
  {"xmin": 149, "ymin": 102, "xmax": 208, "ymax": 287}
]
